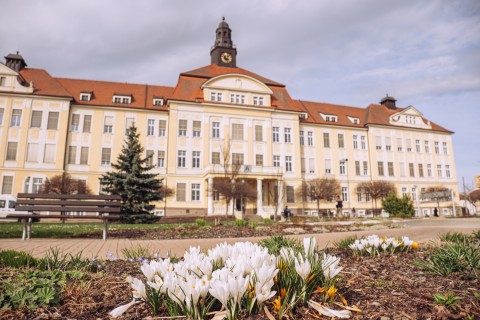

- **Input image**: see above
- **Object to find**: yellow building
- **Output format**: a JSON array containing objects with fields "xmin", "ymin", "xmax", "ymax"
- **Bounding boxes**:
[{"xmin": 0, "ymin": 20, "xmax": 459, "ymax": 217}]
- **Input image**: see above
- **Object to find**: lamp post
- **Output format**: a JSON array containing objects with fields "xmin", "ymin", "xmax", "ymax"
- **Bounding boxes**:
[
  {"xmin": 413, "ymin": 185, "xmax": 420, "ymax": 217},
  {"xmin": 340, "ymin": 158, "xmax": 350, "ymax": 217}
]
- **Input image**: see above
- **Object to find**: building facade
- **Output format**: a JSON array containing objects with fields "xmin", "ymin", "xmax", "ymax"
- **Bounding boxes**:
[{"xmin": 0, "ymin": 20, "xmax": 459, "ymax": 217}]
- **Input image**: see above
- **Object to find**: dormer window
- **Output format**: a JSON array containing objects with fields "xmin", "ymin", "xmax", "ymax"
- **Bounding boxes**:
[
  {"xmin": 153, "ymin": 98, "xmax": 164, "ymax": 106},
  {"xmin": 210, "ymin": 92, "xmax": 223, "ymax": 102},
  {"xmin": 80, "ymin": 93, "xmax": 92, "ymax": 101},
  {"xmin": 113, "ymin": 95, "xmax": 132, "ymax": 104},
  {"xmin": 347, "ymin": 116, "xmax": 360, "ymax": 124},
  {"xmin": 253, "ymin": 96, "xmax": 264, "ymax": 106},
  {"xmin": 320, "ymin": 113, "xmax": 338, "ymax": 122},
  {"xmin": 230, "ymin": 94, "xmax": 245, "ymax": 104}
]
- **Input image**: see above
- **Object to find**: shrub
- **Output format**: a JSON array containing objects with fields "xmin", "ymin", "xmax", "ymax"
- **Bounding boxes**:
[
  {"xmin": 439, "ymin": 232, "xmax": 470, "ymax": 243},
  {"xmin": 258, "ymin": 235, "xmax": 302, "ymax": 255},
  {"xmin": 234, "ymin": 219, "xmax": 248, "ymax": 227},
  {"xmin": 433, "ymin": 291, "xmax": 463, "ymax": 310},
  {"xmin": 195, "ymin": 218, "xmax": 207, "ymax": 227},
  {"xmin": 381, "ymin": 192, "xmax": 415, "ymax": 217},
  {"xmin": 0, "ymin": 250, "xmax": 38, "ymax": 268}
]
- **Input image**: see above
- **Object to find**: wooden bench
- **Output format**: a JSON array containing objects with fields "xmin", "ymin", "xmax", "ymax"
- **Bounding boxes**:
[{"xmin": 7, "ymin": 193, "xmax": 122, "ymax": 240}]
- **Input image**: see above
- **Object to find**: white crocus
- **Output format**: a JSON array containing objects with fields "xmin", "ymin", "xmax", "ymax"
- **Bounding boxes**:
[
  {"xmin": 146, "ymin": 274, "xmax": 164, "ymax": 292},
  {"xmin": 294, "ymin": 255, "xmax": 311, "ymax": 281},
  {"xmin": 322, "ymin": 253, "xmax": 342, "ymax": 281},
  {"xmin": 141, "ymin": 261, "xmax": 156, "ymax": 282},
  {"xmin": 129, "ymin": 277, "xmax": 146, "ymax": 299},
  {"xmin": 303, "ymin": 237, "xmax": 317, "ymax": 258},
  {"xmin": 109, "ymin": 299, "xmax": 140, "ymax": 318}
]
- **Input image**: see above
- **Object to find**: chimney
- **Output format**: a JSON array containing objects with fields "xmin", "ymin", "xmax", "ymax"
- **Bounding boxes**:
[
  {"xmin": 5, "ymin": 51, "xmax": 27, "ymax": 72},
  {"xmin": 380, "ymin": 94, "xmax": 397, "ymax": 110}
]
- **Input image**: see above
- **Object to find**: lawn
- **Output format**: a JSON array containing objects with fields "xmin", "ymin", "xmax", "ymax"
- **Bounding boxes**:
[{"xmin": 0, "ymin": 222, "xmax": 194, "ymax": 238}]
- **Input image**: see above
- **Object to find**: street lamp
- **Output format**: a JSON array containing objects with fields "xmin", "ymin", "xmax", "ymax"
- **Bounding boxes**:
[{"xmin": 340, "ymin": 158, "xmax": 350, "ymax": 217}]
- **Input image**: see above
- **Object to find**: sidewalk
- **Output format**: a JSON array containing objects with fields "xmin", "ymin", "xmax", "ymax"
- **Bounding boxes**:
[{"xmin": 1, "ymin": 219, "xmax": 478, "ymax": 259}]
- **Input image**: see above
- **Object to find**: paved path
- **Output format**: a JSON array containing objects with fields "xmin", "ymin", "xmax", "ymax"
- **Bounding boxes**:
[{"xmin": 0, "ymin": 218, "xmax": 478, "ymax": 259}]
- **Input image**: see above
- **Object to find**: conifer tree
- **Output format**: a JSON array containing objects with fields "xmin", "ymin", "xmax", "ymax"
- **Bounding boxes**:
[{"xmin": 100, "ymin": 124, "xmax": 162, "ymax": 216}]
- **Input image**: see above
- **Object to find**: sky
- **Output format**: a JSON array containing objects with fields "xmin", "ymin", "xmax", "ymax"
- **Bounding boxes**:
[{"xmin": 1, "ymin": 0, "xmax": 479, "ymax": 190}]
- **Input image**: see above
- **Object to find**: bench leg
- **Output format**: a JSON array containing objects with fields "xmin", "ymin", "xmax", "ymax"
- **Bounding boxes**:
[
  {"xmin": 103, "ymin": 219, "xmax": 108, "ymax": 240},
  {"xmin": 22, "ymin": 219, "xmax": 27, "ymax": 240},
  {"xmin": 27, "ymin": 218, "xmax": 32, "ymax": 240}
]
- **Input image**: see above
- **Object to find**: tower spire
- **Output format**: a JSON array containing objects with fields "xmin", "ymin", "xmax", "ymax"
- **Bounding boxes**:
[{"xmin": 210, "ymin": 18, "xmax": 237, "ymax": 67}]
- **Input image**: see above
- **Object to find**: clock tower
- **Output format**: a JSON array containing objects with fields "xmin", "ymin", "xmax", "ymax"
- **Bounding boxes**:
[{"xmin": 210, "ymin": 17, "xmax": 237, "ymax": 68}]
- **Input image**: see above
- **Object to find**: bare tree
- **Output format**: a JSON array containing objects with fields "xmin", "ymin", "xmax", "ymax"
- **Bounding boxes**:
[
  {"xmin": 357, "ymin": 180, "xmax": 395, "ymax": 215},
  {"xmin": 159, "ymin": 180, "xmax": 175, "ymax": 216},
  {"xmin": 301, "ymin": 177, "xmax": 341, "ymax": 218},
  {"xmin": 425, "ymin": 185, "xmax": 451, "ymax": 215},
  {"xmin": 40, "ymin": 173, "xmax": 91, "ymax": 194}
]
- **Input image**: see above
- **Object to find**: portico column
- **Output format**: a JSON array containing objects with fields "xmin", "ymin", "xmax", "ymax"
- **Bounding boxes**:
[
  {"xmin": 257, "ymin": 178, "xmax": 263, "ymax": 217},
  {"xmin": 207, "ymin": 177, "xmax": 213, "ymax": 215}
]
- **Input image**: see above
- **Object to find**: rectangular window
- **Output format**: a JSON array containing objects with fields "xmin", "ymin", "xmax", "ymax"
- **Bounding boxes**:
[
  {"xmin": 255, "ymin": 125, "xmax": 263, "ymax": 142},
  {"xmin": 212, "ymin": 152, "xmax": 220, "ymax": 165},
  {"xmin": 323, "ymin": 132, "xmax": 330, "ymax": 148},
  {"xmin": 232, "ymin": 153, "xmax": 244, "ymax": 165},
  {"xmin": 192, "ymin": 151, "xmax": 200, "ymax": 168},
  {"xmin": 146, "ymin": 150, "xmax": 154, "ymax": 166},
  {"xmin": 6, "ymin": 142, "xmax": 17, "ymax": 161},
  {"xmin": 427, "ymin": 164, "xmax": 432, "ymax": 177},
  {"xmin": 210, "ymin": 92, "xmax": 217, "ymax": 101},
  {"xmin": 83, "ymin": 115, "xmax": 92, "ymax": 133},
  {"xmin": 301, "ymin": 158, "xmax": 306, "ymax": 173},
  {"xmin": 307, "ymin": 132, "xmax": 313, "ymax": 146},
  {"xmin": 193, "ymin": 121, "xmax": 201, "ymax": 137},
  {"xmin": 44, "ymin": 144, "xmax": 55, "ymax": 163},
  {"xmin": 157, "ymin": 151, "xmax": 165, "ymax": 167},
  {"xmin": 191, "ymin": 183, "xmax": 200, "ymax": 201},
  {"xmin": 104, "ymin": 116, "xmax": 113, "ymax": 133},
  {"xmin": 437, "ymin": 165, "xmax": 442, "ymax": 178},
  {"xmin": 125, "ymin": 117, "xmax": 134, "ymax": 134},
  {"xmin": 385, "ymin": 137, "xmax": 392, "ymax": 151},
  {"xmin": 375, "ymin": 136, "xmax": 382, "ymax": 150},
  {"xmin": 443, "ymin": 142, "xmax": 448, "ymax": 154},
  {"xmin": 357, "ymin": 188, "xmax": 363, "ymax": 202},
  {"xmin": 273, "ymin": 155, "xmax": 280, "ymax": 167},
  {"xmin": 284, "ymin": 128, "xmax": 291, "ymax": 143},
  {"xmin": 101, "ymin": 148, "xmax": 111, "ymax": 165},
  {"xmin": 434, "ymin": 141, "xmax": 439, "ymax": 154},
  {"xmin": 147, "ymin": 119, "xmax": 155, "ymax": 136},
  {"xmin": 399, "ymin": 162, "xmax": 405, "ymax": 177},
  {"xmin": 388, "ymin": 162, "xmax": 394, "ymax": 176},
  {"xmin": 0, "ymin": 76, "xmax": 5, "ymax": 86},
  {"xmin": 67, "ymin": 146, "xmax": 77, "ymax": 164},
  {"xmin": 412, "ymin": 188, "xmax": 417, "ymax": 201},
  {"xmin": 212, "ymin": 122, "xmax": 220, "ymax": 138},
  {"xmin": 309, "ymin": 158, "xmax": 315, "ymax": 173},
  {"xmin": 409, "ymin": 163, "xmax": 415, "ymax": 177},
  {"xmin": 353, "ymin": 135, "xmax": 358, "ymax": 149},
  {"xmin": 340, "ymin": 161, "xmax": 346, "ymax": 175},
  {"xmin": 10, "ymin": 109, "xmax": 22, "ymax": 127},
  {"xmin": 355, "ymin": 161, "xmax": 360, "ymax": 175},
  {"xmin": 47, "ymin": 112, "xmax": 59, "ymax": 130},
  {"xmin": 232, "ymin": 123, "xmax": 243, "ymax": 140},
  {"xmin": 424, "ymin": 140, "xmax": 430, "ymax": 153},
  {"xmin": 363, "ymin": 161, "xmax": 368, "ymax": 175},
  {"xmin": 402, "ymin": 187, "xmax": 407, "ymax": 197},
  {"xmin": 272, "ymin": 127, "xmax": 279, "ymax": 142},
  {"xmin": 299, "ymin": 130, "xmax": 304, "ymax": 146},
  {"xmin": 397, "ymin": 138, "xmax": 403, "ymax": 152},
  {"xmin": 406, "ymin": 139, "xmax": 412, "ymax": 152},
  {"xmin": 342, "ymin": 187, "xmax": 348, "ymax": 202},
  {"xmin": 325, "ymin": 159, "xmax": 332, "ymax": 174},
  {"xmin": 256, "ymin": 154, "xmax": 263, "ymax": 166},
  {"xmin": 418, "ymin": 163, "xmax": 424, "ymax": 177},
  {"xmin": 30, "ymin": 111, "xmax": 42, "ymax": 128},
  {"xmin": 158, "ymin": 120, "xmax": 166, "ymax": 136},
  {"xmin": 285, "ymin": 156, "xmax": 292, "ymax": 172},
  {"xmin": 377, "ymin": 161, "xmax": 384, "ymax": 176},
  {"xmin": 178, "ymin": 150, "xmax": 186, "ymax": 167},
  {"xmin": 338, "ymin": 134, "xmax": 344, "ymax": 148},
  {"xmin": 176, "ymin": 183, "xmax": 186, "ymax": 201},
  {"xmin": 446, "ymin": 165, "xmax": 451, "ymax": 178},
  {"xmin": 415, "ymin": 140, "xmax": 421, "ymax": 152},
  {"xmin": 1, "ymin": 176, "xmax": 13, "ymax": 194},
  {"xmin": 259, "ymin": 97, "xmax": 264, "ymax": 106},
  {"xmin": 286, "ymin": 186, "xmax": 295, "ymax": 203},
  {"xmin": 179, "ymin": 119, "xmax": 187, "ymax": 136},
  {"xmin": 80, "ymin": 147, "xmax": 89, "ymax": 165},
  {"xmin": 26, "ymin": 143, "xmax": 38, "ymax": 162},
  {"xmin": 361, "ymin": 136, "xmax": 366, "ymax": 149},
  {"xmin": 0, "ymin": 108, "xmax": 4, "ymax": 125}
]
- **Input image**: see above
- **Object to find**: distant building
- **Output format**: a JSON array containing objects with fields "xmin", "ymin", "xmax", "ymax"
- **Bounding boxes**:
[{"xmin": 0, "ymin": 19, "xmax": 459, "ymax": 217}]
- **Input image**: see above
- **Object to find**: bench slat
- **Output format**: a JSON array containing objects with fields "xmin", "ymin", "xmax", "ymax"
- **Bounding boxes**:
[
  {"xmin": 16, "ymin": 199, "xmax": 122, "ymax": 207},
  {"xmin": 16, "ymin": 205, "xmax": 121, "ymax": 213},
  {"xmin": 6, "ymin": 214, "xmax": 120, "ymax": 220},
  {"xmin": 17, "ymin": 193, "xmax": 121, "ymax": 200}
]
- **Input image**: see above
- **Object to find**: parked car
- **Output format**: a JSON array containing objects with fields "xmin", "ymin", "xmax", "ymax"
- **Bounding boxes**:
[{"xmin": 0, "ymin": 195, "xmax": 29, "ymax": 220}]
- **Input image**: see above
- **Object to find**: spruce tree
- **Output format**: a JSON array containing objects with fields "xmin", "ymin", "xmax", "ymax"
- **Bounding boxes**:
[{"xmin": 100, "ymin": 124, "xmax": 162, "ymax": 216}]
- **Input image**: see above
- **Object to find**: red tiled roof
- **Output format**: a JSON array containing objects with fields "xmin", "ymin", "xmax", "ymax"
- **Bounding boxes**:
[
  {"xmin": 55, "ymin": 77, "xmax": 174, "ymax": 110},
  {"xmin": 365, "ymin": 103, "xmax": 452, "ymax": 133},
  {"xmin": 19, "ymin": 68, "xmax": 72, "ymax": 98},
  {"xmin": 295, "ymin": 100, "xmax": 367, "ymax": 128}
]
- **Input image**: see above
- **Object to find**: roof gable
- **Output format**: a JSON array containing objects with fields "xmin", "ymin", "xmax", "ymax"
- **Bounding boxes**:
[{"xmin": 202, "ymin": 74, "xmax": 273, "ymax": 94}]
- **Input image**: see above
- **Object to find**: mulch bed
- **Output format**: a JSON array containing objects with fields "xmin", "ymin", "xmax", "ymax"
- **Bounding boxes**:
[{"xmin": 1, "ymin": 247, "xmax": 478, "ymax": 319}]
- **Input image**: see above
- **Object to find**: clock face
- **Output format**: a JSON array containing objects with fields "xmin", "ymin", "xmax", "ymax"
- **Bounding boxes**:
[{"xmin": 221, "ymin": 52, "xmax": 232, "ymax": 63}]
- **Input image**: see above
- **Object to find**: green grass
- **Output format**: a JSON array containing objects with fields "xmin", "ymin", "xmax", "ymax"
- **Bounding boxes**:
[{"xmin": 0, "ymin": 222, "xmax": 196, "ymax": 238}]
